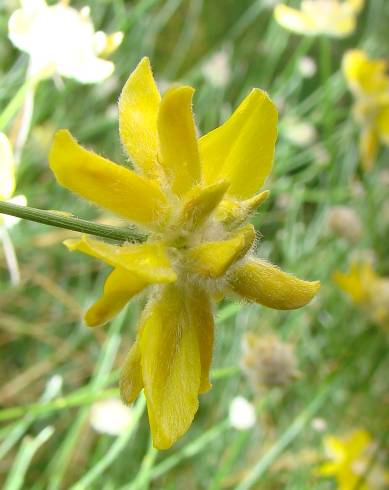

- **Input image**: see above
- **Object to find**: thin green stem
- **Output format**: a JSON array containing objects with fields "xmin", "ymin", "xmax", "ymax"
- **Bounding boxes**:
[{"xmin": 0, "ymin": 201, "xmax": 144, "ymax": 243}]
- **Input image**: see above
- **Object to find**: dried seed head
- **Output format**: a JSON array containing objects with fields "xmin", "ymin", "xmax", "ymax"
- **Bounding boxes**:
[
  {"xmin": 327, "ymin": 205, "xmax": 363, "ymax": 242},
  {"xmin": 241, "ymin": 332, "xmax": 299, "ymax": 390}
]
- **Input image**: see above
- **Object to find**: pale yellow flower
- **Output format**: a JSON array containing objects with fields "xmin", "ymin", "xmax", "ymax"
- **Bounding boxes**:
[
  {"xmin": 335, "ymin": 261, "xmax": 389, "ymax": 331},
  {"xmin": 8, "ymin": 0, "xmax": 122, "ymax": 83},
  {"xmin": 90, "ymin": 398, "xmax": 133, "ymax": 436},
  {"xmin": 49, "ymin": 57, "xmax": 320, "ymax": 449},
  {"xmin": 274, "ymin": 0, "xmax": 364, "ymax": 38},
  {"xmin": 318, "ymin": 429, "xmax": 389, "ymax": 489},
  {"xmin": 343, "ymin": 50, "xmax": 389, "ymax": 170},
  {"xmin": 0, "ymin": 133, "xmax": 27, "ymax": 228}
]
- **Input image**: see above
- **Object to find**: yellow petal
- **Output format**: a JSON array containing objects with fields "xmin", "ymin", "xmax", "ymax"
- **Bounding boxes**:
[
  {"xmin": 64, "ymin": 236, "xmax": 176, "ymax": 284},
  {"xmin": 140, "ymin": 285, "xmax": 201, "ymax": 449},
  {"xmin": 345, "ymin": 429, "xmax": 371, "ymax": 459},
  {"xmin": 187, "ymin": 225, "xmax": 256, "ymax": 279},
  {"xmin": 274, "ymin": 4, "xmax": 317, "ymax": 35},
  {"xmin": 120, "ymin": 339, "xmax": 143, "ymax": 405},
  {"xmin": 216, "ymin": 190, "xmax": 270, "ymax": 227},
  {"xmin": 84, "ymin": 267, "xmax": 147, "ymax": 327},
  {"xmin": 316, "ymin": 462, "xmax": 340, "ymax": 477},
  {"xmin": 331, "ymin": 15, "xmax": 356, "ymax": 38},
  {"xmin": 333, "ymin": 262, "xmax": 377, "ymax": 304},
  {"xmin": 343, "ymin": 50, "xmax": 389, "ymax": 95},
  {"xmin": 158, "ymin": 86, "xmax": 201, "ymax": 196},
  {"xmin": 118, "ymin": 57, "xmax": 161, "ymax": 179},
  {"xmin": 348, "ymin": 0, "xmax": 364, "ymax": 12},
  {"xmin": 376, "ymin": 104, "xmax": 389, "ymax": 144},
  {"xmin": 323, "ymin": 436, "xmax": 346, "ymax": 462},
  {"xmin": 229, "ymin": 258, "xmax": 320, "ymax": 310},
  {"xmin": 360, "ymin": 126, "xmax": 379, "ymax": 171},
  {"xmin": 199, "ymin": 89, "xmax": 277, "ymax": 199},
  {"xmin": 95, "ymin": 31, "xmax": 123, "ymax": 57},
  {"xmin": 189, "ymin": 287, "xmax": 214, "ymax": 394},
  {"xmin": 49, "ymin": 129, "xmax": 170, "ymax": 230},
  {"xmin": 176, "ymin": 180, "xmax": 229, "ymax": 231},
  {"xmin": 0, "ymin": 132, "xmax": 15, "ymax": 200}
]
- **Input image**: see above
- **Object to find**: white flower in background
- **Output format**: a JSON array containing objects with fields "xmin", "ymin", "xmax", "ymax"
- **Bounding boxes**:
[
  {"xmin": 8, "ymin": 0, "xmax": 123, "ymax": 83},
  {"xmin": 202, "ymin": 49, "xmax": 231, "ymax": 88},
  {"xmin": 90, "ymin": 398, "xmax": 133, "ymax": 436},
  {"xmin": 311, "ymin": 417, "xmax": 327, "ymax": 432},
  {"xmin": 298, "ymin": 56, "xmax": 317, "ymax": 78},
  {"xmin": 0, "ymin": 133, "xmax": 27, "ymax": 228},
  {"xmin": 283, "ymin": 117, "xmax": 317, "ymax": 147},
  {"xmin": 228, "ymin": 396, "xmax": 256, "ymax": 430}
]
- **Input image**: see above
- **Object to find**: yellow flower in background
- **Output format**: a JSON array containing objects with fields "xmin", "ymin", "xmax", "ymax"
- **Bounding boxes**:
[
  {"xmin": 49, "ymin": 57, "xmax": 320, "ymax": 449},
  {"xmin": 0, "ymin": 133, "xmax": 27, "ymax": 228},
  {"xmin": 317, "ymin": 429, "xmax": 389, "ymax": 489},
  {"xmin": 8, "ymin": 0, "xmax": 123, "ymax": 83},
  {"xmin": 274, "ymin": 0, "xmax": 363, "ymax": 38},
  {"xmin": 334, "ymin": 261, "xmax": 389, "ymax": 331},
  {"xmin": 343, "ymin": 50, "xmax": 389, "ymax": 170}
]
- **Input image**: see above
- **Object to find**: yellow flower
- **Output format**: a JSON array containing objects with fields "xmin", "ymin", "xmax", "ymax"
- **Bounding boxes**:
[
  {"xmin": 343, "ymin": 50, "xmax": 389, "ymax": 170},
  {"xmin": 8, "ymin": 0, "xmax": 122, "ymax": 83},
  {"xmin": 334, "ymin": 261, "xmax": 389, "ymax": 331},
  {"xmin": 0, "ymin": 132, "xmax": 27, "ymax": 228},
  {"xmin": 49, "ymin": 57, "xmax": 320, "ymax": 449},
  {"xmin": 317, "ymin": 429, "xmax": 389, "ymax": 489},
  {"xmin": 274, "ymin": 0, "xmax": 363, "ymax": 38}
]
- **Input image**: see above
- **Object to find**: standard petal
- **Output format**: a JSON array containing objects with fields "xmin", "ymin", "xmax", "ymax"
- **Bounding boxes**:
[
  {"xmin": 120, "ymin": 340, "xmax": 143, "ymax": 405},
  {"xmin": 229, "ymin": 258, "xmax": 320, "ymax": 310},
  {"xmin": 199, "ymin": 89, "xmax": 277, "ymax": 199},
  {"xmin": 176, "ymin": 180, "xmax": 229, "ymax": 231},
  {"xmin": 140, "ymin": 285, "xmax": 201, "ymax": 450},
  {"xmin": 49, "ymin": 129, "xmax": 170, "ymax": 230},
  {"xmin": 187, "ymin": 225, "xmax": 256, "ymax": 279},
  {"xmin": 158, "ymin": 86, "xmax": 201, "ymax": 196},
  {"xmin": 119, "ymin": 57, "xmax": 161, "ymax": 179},
  {"xmin": 64, "ymin": 236, "xmax": 176, "ymax": 284},
  {"xmin": 84, "ymin": 268, "xmax": 148, "ymax": 327},
  {"xmin": 274, "ymin": 4, "xmax": 317, "ymax": 36}
]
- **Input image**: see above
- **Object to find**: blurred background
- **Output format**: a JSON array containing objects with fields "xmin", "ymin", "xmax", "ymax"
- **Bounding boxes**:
[{"xmin": 0, "ymin": 0, "xmax": 389, "ymax": 488}]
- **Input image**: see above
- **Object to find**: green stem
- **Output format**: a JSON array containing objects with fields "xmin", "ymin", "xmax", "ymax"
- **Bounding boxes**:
[{"xmin": 0, "ymin": 201, "xmax": 144, "ymax": 243}]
